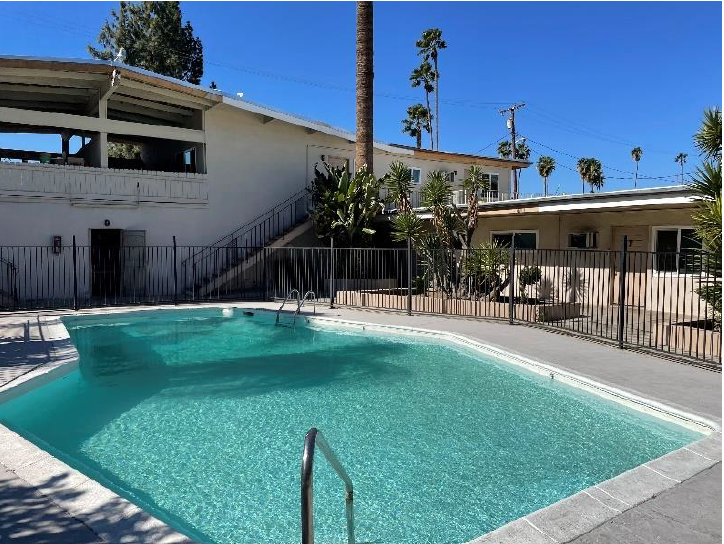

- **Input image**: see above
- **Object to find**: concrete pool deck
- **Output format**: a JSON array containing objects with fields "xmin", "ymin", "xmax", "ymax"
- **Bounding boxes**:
[{"xmin": 0, "ymin": 303, "xmax": 721, "ymax": 543}]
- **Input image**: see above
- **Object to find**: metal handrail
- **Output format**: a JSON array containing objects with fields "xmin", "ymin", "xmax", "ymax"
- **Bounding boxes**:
[
  {"xmin": 294, "ymin": 290, "xmax": 316, "ymax": 323},
  {"xmin": 301, "ymin": 427, "xmax": 354, "ymax": 544},
  {"xmin": 181, "ymin": 188, "xmax": 310, "ymax": 269},
  {"xmin": 276, "ymin": 289, "xmax": 300, "ymax": 324}
]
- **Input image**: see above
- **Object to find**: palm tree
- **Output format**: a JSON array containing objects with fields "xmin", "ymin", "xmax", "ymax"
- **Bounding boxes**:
[
  {"xmin": 497, "ymin": 140, "xmax": 511, "ymax": 159},
  {"xmin": 675, "ymin": 152, "xmax": 688, "ymax": 183},
  {"xmin": 355, "ymin": 1, "xmax": 374, "ymax": 172},
  {"xmin": 577, "ymin": 158, "xmax": 591, "ymax": 193},
  {"xmin": 384, "ymin": 161, "xmax": 413, "ymax": 212},
  {"xmin": 401, "ymin": 104, "xmax": 431, "ymax": 149},
  {"xmin": 416, "ymin": 28, "xmax": 446, "ymax": 150},
  {"xmin": 536, "ymin": 156, "xmax": 556, "ymax": 196},
  {"xmin": 694, "ymin": 107, "xmax": 722, "ymax": 162},
  {"xmin": 587, "ymin": 158, "xmax": 604, "ymax": 192},
  {"xmin": 631, "ymin": 147, "xmax": 643, "ymax": 188},
  {"xmin": 410, "ymin": 62, "xmax": 435, "ymax": 149},
  {"xmin": 515, "ymin": 140, "xmax": 530, "ymax": 189}
]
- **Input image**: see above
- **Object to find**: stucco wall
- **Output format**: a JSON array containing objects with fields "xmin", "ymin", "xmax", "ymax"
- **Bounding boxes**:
[{"xmin": 472, "ymin": 207, "xmax": 697, "ymax": 250}]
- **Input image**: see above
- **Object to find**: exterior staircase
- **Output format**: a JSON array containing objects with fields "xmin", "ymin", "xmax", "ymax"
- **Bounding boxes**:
[{"xmin": 182, "ymin": 189, "xmax": 311, "ymax": 297}]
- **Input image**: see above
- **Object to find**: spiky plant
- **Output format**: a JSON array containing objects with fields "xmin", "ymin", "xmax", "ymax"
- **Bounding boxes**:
[
  {"xmin": 461, "ymin": 165, "xmax": 489, "ymax": 247},
  {"xmin": 694, "ymin": 107, "xmax": 722, "ymax": 163},
  {"xmin": 536, "ymin": 156, "xmax": 556, "ymax": 196},
  {"xmin": 390, "ymin": 210, "xmax": 427, "ymax": 244},
  {"xmin": 384, "ymin": 161, "xmax": 414, "ymax": 213},
  {"xmin": 631, "ymin": 147, "xmax": 643, "ymax": 188}
]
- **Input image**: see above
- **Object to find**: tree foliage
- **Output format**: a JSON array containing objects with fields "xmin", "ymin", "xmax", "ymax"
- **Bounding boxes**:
[
  {"xmin": 415, "ymin": 28, "xmax": 446, "ymax": 149},
  {"xmin": 577, "ymin": 157, "xmax": 604, "ymax": 193},
  {"xmin": 308, "ymin": 162, "xmax": 384, "ymax": 247},
  {"xmin": 88, "ymin": 1, "xmax": 203, "ymax": 84},
  {"xmin": 536, "ymin": 156, "xmax": 556, "ymax": 196},
  {"xmin": 401, "ymin": 104, "xmax": 431, "ymax": 149},
  {"xmin": 409, "ymin": 63, "xmax": 435, "ymax": 148},
  {"xmin": 384, "ymin": 161, "xmax": 414, "ymax": 213}
]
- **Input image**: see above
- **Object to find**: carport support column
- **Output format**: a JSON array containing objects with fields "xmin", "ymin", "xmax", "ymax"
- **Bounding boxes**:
[{"xmin": 99, "ymin": 95, "xmax": 109, "ymax": 168}]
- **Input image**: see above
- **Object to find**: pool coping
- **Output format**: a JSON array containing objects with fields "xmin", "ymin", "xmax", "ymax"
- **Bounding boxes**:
[{"xmin": 0, "ymin": 303, "xmax": 721, "ymax": 544}]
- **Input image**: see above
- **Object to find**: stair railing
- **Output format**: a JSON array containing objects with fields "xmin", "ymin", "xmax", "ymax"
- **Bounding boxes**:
[{"xmin": 181, "ymin": 188, "xmax": 310, "ymax": 287}]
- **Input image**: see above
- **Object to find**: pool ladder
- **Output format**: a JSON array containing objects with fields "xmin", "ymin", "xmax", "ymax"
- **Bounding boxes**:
[
  {"xmin": 276, "ymin": 290, "xmax": 316, "ymax": 327},
  {"xmin": 301, "ymin": 427, "xmax": 355, "ymax": 544}
]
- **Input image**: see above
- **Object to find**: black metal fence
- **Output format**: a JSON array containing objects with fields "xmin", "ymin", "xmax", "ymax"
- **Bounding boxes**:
[{"xmin": 0, "ymin": 242, "xmax": 720, "ymax": 366}]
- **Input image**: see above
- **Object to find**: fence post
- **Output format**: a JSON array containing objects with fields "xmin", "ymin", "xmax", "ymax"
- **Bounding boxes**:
[
  {"xmin": 407, "ymin": 237, "xmax": 412, "ymax": 316},
  {"xmin": 329, "ymin": 238, "xmax": 335, "ymax": 309},
  {"xmin": 72, "ymin": 235, "xmax": 78, "ymax": 311},
  {"xmin": 263, "ymin": 248, "xmax": 268, "ymax": 301},
  {"xmin": 618, "ymin": 235, "xmax": 628, "ymax": 349},
  {"xmin": 173, "ymin": 236, "xmax": 178, "ymax": 305},
  {"xmin": 508, "ymin": 239, "xmax": 515, "ymax": 325}
]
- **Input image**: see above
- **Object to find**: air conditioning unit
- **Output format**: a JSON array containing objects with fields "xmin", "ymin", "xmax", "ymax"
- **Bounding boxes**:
[{"xmin": 568, "ymin": 232, "xmax": 598, "ymax": 249}]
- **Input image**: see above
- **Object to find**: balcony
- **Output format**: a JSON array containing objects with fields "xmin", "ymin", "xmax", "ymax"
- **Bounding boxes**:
[
  {"xmin": 381, "ymin": 187, "xmax": 544, "ymax": 212},
  {"xmin": 0, "ymin": 161, "xmax": 208, "ymax": 207}
]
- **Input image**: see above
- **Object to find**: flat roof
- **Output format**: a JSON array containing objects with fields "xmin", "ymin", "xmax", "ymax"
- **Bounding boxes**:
[
  {"xmin": 477, "ymin": 185, "xmax": 696, "ymax": 214},
  {"xmin": 388, "ymin": 143, "xmax": 532, "ymax": 168}
]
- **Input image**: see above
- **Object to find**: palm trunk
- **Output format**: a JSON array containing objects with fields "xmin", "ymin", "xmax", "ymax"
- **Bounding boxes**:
[
  {"xmin": 635, "ymin": 161, "xmax": 639, "ymax": 188},
  {"xmin": 544, "ymin": 176, "xmax": 548, "ymax": 196},
  {"xmin": 355, "ymin": 1, "xmax": 374, "ymax": 173},
  {"xmin": 424, "ymin": 90, "xmax": 433, "ymax": 149},
  {"xmin": 416, "ymin": 129, "xmax": 421, "ymax": 149},
  {"xmin": 434, "ymin": 56, "xmax": 439, "ymax": 150}
]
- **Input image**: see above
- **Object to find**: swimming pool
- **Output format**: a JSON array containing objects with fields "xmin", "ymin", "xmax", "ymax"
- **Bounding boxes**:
[{"xmin": 0, "ymin": 308, "xmax": 704, "ymax": 544}]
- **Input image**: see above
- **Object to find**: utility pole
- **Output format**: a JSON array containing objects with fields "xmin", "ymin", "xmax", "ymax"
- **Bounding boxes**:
[{"xmin": 499, "ymin": 103, "xmax": 525, "ymax": 198}]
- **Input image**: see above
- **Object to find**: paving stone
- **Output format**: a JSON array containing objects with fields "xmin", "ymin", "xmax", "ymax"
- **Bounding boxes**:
[
  {"xmin": 526, "ymin": 491, "xmax": 618, "ymax": 542},
  {"xmin": 596, "ymin": 465, "xmax": 678, "ymax": 507},
  {"xmin": 646, "ymin": 446, "xmax": 716, "ymax": 481},
  {"xmin": 686, "ymin": 433, "xmax": 723, "ymax": 460},
  {"xmin": 467, "ymin": 518, "xmax": 554, "ymax": 544}
]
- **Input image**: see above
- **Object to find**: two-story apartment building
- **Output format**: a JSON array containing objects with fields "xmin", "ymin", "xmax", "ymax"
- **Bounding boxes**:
[{"xmin": 0, "ymin": 55, "xmax": 528, "ymax": 252}]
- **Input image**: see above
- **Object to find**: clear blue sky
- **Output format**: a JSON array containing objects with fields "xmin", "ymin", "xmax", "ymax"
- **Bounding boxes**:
[{"xmin": 0, "ymin": 1, "xmax": 721, "ymax": 194}]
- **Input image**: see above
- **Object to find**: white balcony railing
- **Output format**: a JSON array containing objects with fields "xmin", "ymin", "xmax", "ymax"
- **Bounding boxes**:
[
  {"xmin": 381, "ymin": 187, "xmax": 544, "ymax": 211},
  {"xmin": 0, "ymin": 162, "xmax": 208, "ymax": 206}
]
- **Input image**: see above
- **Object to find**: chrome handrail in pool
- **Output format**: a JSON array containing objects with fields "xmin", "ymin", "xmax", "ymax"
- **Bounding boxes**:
[
  {"xmin": 276, "ymin": 289, "xmax": 300, "ymax": 324},
  {"xmin": 301, "ymin": 427, "xmax": 355, "ymax": 544},
  {"xmin": 294, "ymin": 290, "xmax": 316, "ymax": 324}
]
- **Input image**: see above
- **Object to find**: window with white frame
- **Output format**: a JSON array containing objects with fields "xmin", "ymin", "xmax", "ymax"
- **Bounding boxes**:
[
  {"xmin": 491, "ymin": 230, "xmax": 538, "ymax": 249},
  {"xmin": 653, "ymin": 227, "xmax": 703, "ymax": 273},
  {"xmin": 568, "ymin": 232, "xmax": 598, "ymax": 249},
  {"xmin": 408, "ymin": 167, "xmax": 421, "ymax": 184},
  {"xmin": 482, "ymin": 173, "xmax": 499, "ymax": 194}
]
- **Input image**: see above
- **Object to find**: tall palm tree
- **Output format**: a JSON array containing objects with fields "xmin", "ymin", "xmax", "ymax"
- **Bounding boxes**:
[
  {"xmin": 577, "ymin": 158, "xmax": 590, "ymax": 193},
  {"xmin": 410, "ymin": 62, "xmax": 435, "ymax": 149},
  {"xmin": 416, "ymin": 28, "xmax": 446, "ymax": 150},
  {"xmin": 515, "ymin": 140, "xmax": 530, "ymax": 189},
  {"xmin": 675, "ymin": 152, "xmax": 688, "ymax": 183},
  {"xmin": 587, "ymin": 158, "xmax": 604, "ymax": 192},
  {"xmin": 384, "ymin": 161, "xmax": 413, "ymax": 212},
  {"xmin": 631, "ymin": 147, "xmax": 643, "ymax": 188},
  {"xmin": 536, "ymin": 156, "xmax": 556, "ymax": 196},
  {"xmin": 355, "ymin": 1, "xmax": 374, "ymax": 172},
  {"xmin": 401, "ymin": 104, "xmax": 431, "ymax": 149}
]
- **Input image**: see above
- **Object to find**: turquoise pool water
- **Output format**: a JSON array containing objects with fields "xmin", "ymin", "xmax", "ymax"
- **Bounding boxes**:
[{"xmin": 0, "ymin": 308, "xmax": 701, "ymax": 544}]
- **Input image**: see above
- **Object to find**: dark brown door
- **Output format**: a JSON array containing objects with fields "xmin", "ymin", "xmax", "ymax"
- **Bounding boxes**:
[{"xmin": 91, "ymin": 229, "xmax": 122, "ymax": 299}]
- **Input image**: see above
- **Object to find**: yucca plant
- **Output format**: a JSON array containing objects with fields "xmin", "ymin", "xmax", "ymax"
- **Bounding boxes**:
[
  {"xmin": 384, "ymin": 161, "xmax": 414, "ymax": 213},
  {"xmin": 421, "ymin": 170, "xmax": 454, "ymax": 246},
  {"xmin": 390, "ymin": 210, "xmax": 426, "ymax": 244},
  {"xmin": 460, "ymin": 165, "xmax": 489, "ymax": 247}
]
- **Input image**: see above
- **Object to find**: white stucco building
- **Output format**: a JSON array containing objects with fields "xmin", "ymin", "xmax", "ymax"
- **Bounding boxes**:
[{"xmin": 0, "ymin": 55, "xmax": 530, "ymax": 251}]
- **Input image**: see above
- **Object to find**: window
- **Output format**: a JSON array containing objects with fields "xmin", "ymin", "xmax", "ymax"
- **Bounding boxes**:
[
  {"xmin": 568, "ymin": 232, "xmax": 598, "ymax": 249},
  {"xmin": 491, "ymin": 231, "xmax": 537, "ymax": 249},
  {"xmin": 481, "ymin": 173, "xmax": 499, "ymax": 193},
  {"xmin": 654, "ymin": 227, "xmax": 702, "ymax": 273},
  {"xmin": 408, "ymin": 167, "xmax": 421, "ymax": 184}
]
